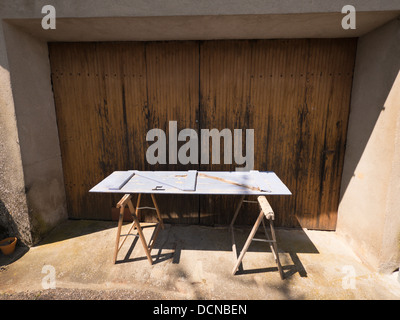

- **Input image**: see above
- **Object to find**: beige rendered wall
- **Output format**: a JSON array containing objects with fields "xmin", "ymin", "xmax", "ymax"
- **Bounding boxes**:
[
  {"xmin": 0, "ymin": 22, "xmax": 33, "ymax": 245},
  {"xmin": 0, "ymin": 22, "xmax": 68, "ymax": 245},
  {"xmin": 337, "ymin": 18, "xmax": 400, "ymax": 273}
]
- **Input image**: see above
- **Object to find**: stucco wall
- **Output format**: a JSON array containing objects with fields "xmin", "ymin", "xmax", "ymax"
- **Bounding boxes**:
[
  {"xmin": 0, "ymin": 23, "xmax": 33, "ymax": 245},
  {"xmin": 337, "ymin": 18, "xmax": 400, "ymax": 273},
  {"xmin": 2, "ymin": 22, "xmax": 68, "ymax": 244}
]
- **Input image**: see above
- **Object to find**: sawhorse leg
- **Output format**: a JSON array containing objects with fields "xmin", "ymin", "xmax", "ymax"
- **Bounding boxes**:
[
  {"xmin": 113, "ymin": 193, "xmax": 164, "ymax": 265},
  {"xmin": 230, "ymin": 196, "xmax": 284, "ymax": 279}
]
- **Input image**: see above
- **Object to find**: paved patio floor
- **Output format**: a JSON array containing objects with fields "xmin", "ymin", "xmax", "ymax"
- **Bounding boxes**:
[{"xmin": 1, "ymin": 219, "xmax": 399, "ymax": 300}]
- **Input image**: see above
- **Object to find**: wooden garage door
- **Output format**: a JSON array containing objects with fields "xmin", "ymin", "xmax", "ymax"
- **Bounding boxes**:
[{"xmin": 49, "ymin": 39, "xmax": 356, "ymax": 230}]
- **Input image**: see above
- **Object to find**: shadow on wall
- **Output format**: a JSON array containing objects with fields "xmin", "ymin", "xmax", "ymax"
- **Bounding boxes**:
[
  {"xmin": 0, "ymin": 199, "xmax": 18, "ymax": 241},
  {"xmin": 340, "ymin": 70, "xmax": 400, "ymax": 202},
  {"xmin": 339, "ymin": 19, "xmax": 400, "ymax": 202},
  {"xmin": 0, "ymin": 199, "xmax": 29, "ymax": 266}
]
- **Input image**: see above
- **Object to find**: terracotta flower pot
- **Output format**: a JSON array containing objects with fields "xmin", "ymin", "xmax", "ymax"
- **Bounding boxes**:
[{"xmin": 0, "ymin": 237, "xmax": 17, "ymax": 255}]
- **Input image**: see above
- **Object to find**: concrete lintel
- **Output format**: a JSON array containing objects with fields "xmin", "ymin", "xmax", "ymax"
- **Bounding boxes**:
[
  {"xmin": 3, "ymin": 12, "xmax": 400, "ymax": 42},
  {"xmin": 1, "ymin": 0, "xmax": 400, "ymax": 19}
]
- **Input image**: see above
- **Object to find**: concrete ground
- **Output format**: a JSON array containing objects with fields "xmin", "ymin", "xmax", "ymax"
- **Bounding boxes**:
[{"xmin": 0, "ymin": 219, "xmax": 399, "ymax": 300}]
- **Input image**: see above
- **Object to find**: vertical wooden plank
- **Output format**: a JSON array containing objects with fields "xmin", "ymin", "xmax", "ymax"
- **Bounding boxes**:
[
  {"xmin": 296, "ymin": 39, "xmax": 333, "ymax": 229},
  {"xmin": 49, "ymin": 41, "xmax": 200, "ymax": 222},
  {"xmin": 198, "ymin": 39, "xmax": 356, "ymax": 229},
  {"xmin": 49, "ymin": 39, "xmax": 356, "ymax": 230},
  {"xmin": 118, "ymin": 42, "xmax": 148, "ymax": 172},
  {"xmin": 199, "ymin": 40, "xmax": 256, "ymax": 225},
  {"xmin": 129, "ymin": 41, "xmax": 200, "ymax": 224},
  {"xmin": 251, "ymin": 39, "xmax": 309, "ymax": 229},
  {"xmin": 49, "ymin": 42, "xmax": 129, "ymax": 220},
  {"xmin": 288, "ymin": 39, "xmax": 357, "ymax": 230},
  {"xmin": 314, "ymin": 39, "xmax": 357, "ymax": 230}
]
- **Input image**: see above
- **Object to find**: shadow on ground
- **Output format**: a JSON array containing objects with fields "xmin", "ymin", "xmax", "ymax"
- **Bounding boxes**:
[{"xmin": 115, "ymin": 221, "xmax": 318, "ymax": 281}]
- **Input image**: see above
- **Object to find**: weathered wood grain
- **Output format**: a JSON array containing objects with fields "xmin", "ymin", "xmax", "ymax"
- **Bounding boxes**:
[{"xmin": 49, "ymin": 38, "xmax": 356, "ymax": 230}]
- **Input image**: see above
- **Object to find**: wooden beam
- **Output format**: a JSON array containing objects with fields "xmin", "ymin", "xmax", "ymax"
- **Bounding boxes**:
[{"xmin": 257, "ymin": 196, "xmax": 274, "ymax": 220}]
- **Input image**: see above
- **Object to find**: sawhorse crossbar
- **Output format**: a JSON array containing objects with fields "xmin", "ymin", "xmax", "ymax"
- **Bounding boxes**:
[
  {"xmin": 114, "ymin": 193, "xmax": 164, "ymax": 264},
  {"xmin": 230, "ymin": 195, "xmax": 284, "ymax": 279}
]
